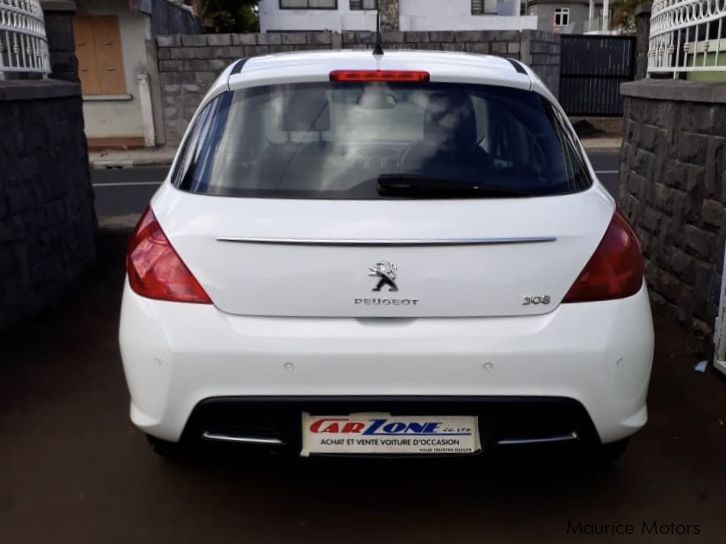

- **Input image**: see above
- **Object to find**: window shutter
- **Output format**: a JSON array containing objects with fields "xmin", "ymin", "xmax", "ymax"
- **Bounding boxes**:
[
  {"xmin": 93, "ymin": 16, "xmax": 127, "ymax": 95},
  {"xmin": 73, "ymin": 15, "xmax": 127, "ymax": 96},
  {"xmin": 471, "ymin": 0, "xmax": 484, "ymax": 14},
  {"xmin": 74, "ymin": 16, "xmax": 100, "ymax": 95}
]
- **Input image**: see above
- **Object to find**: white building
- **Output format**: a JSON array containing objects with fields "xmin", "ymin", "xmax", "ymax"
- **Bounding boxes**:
[
  {"xmin": 525, "ymin": 0, "xmax": 614, "ymax": 34},
  {"xmin": 259, "ymin": 0, "xmax": 538, "ymax": 33}
]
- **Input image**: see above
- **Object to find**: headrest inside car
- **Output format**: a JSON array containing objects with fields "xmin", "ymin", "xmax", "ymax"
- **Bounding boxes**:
[
  {"xmin": 423, "ymin": 92, "xmax": 477, "ymax": 146},
  {"xmin": 280, "ymin": 90, "xmax": 331, "ymax": 132}
]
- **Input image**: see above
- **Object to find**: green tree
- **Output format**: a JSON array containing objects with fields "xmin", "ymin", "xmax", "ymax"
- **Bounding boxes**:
[
  {"xmin": 198, "ymin": 0, "xmax": 259, "ymax": 33},
  {"xmin": 613, "ymin": 0, "xmax": 642, "ymax": 32}
]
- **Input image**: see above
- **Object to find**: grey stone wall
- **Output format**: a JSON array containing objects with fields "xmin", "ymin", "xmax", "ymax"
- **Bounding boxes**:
[
  {"xmin": 620, "ymin": 80, "xmax": 726, "ymax": 336},
  {"xmin": 0, "ymin": 80, "xmax": 96, "ymax": 333},
  {"xmin": 520, "ymin": 30, "xmax": 560, "ymax": 98},
  {"xmin": 157, "ymin": 29, "xmax": 561, "ymax": 144}
]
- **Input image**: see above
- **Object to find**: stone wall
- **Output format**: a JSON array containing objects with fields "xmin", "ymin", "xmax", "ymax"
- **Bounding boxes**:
[
  {"xmin": 520, "ymin": 30, "xmax": 560, "ymax": 98},
  {"xmin": 0, "ymin": 80, "xmax": 96, "ymax": 333},
  {"xmin": 157, "ymin": 29, "xmax": 561, "ymax": 144},
  {"xmin": 620, "ymin": 80, "xmax": 726, "ymax": 336}
]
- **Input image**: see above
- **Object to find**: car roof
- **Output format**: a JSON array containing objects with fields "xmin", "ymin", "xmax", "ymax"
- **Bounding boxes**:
[
  {"xmin": 199, "ymin": 50, "xmax": 550, "ymax": 105},
  {"xmin": 228, "ymin": 50, "xmax": 531, "ymax": 90},
  {"xmin": 238, "ymin": 49, "xmax": 522, "ymax": 77}
]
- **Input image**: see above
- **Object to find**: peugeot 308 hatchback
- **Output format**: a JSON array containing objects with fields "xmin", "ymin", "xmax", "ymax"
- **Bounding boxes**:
[{"xmin": 119, "ymin": 51, "xmax": 654, "ymax": 461}]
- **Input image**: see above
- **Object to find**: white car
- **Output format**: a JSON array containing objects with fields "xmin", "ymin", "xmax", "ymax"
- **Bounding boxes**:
[{"xmin": 119, "ymin": 50, "xmax": 654, "ymax": 462}]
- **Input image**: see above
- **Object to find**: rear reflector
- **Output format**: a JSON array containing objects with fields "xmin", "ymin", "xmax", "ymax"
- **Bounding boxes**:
[
  {"xmin": 563, "ymin": 210, "xmax": 644, "ymax": 303},
  {"xmin": 330, "ymin": 70, "xmax": 430, "ymax": 83},
  {"xmin": 126, "ymin": 208, "xmax": 212, "ymax": 304}
]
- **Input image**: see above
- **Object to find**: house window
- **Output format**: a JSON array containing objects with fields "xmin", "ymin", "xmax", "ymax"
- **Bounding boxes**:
[
  {"xmin": 350, "ymin": 0, "xmax": 377, "ymax": 9},
  {"xmin": 554, "ymin": 8, "xmax": 570, "ymax": 27},
  {"xmin": 73, "ymin": 16, "xmax": 127, "ymax": 96},
  {"xmin": 471, "ymin": 0, "xmax": 498, "ymax": 15},
  {"xmin": 279, "ymin": 0, "xmax": 338, "ymax": 9}
]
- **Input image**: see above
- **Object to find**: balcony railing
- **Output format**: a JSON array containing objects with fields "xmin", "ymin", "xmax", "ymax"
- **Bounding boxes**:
[{"xmin": 0, "ymin": 0, "xmax": 50, "ymax": 76}]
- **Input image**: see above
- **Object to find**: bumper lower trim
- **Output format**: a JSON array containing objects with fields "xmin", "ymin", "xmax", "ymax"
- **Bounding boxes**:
[
  {"xmin": 201, "ymin": 431, "xmax": 285, "ymax": 446},
  {"xmin": 496, "ymin": 431, "xmax": 579, "ymax": 446}
]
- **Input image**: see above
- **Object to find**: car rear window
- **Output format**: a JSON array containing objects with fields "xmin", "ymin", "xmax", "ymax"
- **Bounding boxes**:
[{"xmin": 173, "ymin": 82, "xmax": 592, "ymax": 199}]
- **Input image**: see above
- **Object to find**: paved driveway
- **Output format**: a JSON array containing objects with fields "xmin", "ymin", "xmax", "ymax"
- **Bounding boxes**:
[{"xmin": 1, "ymin": 231, "xmax": 725, "ymax": 543}]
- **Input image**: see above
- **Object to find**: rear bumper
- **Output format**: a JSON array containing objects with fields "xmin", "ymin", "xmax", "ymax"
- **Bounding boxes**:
[{"xmin": 119, "ymin": 280, "xmax": 654, "ymax": 445}]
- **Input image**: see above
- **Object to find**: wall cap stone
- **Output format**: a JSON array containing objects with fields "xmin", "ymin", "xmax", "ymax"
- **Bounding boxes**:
[
  {"xmin": 0, "ymin": 80, "xmax": 81, "ymax": 102},
  {"xmin": 621, "ymin": 79, "xmax": 726, "ymax": 104},
  {"xmin": 40, "ymin": 0, "xmax": 77, "ymax": 12}
]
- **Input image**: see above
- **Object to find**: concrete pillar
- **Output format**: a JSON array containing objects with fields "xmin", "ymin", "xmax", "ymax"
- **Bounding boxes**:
[
  {"xmin": 378, "ymin": 0, "xmax": 399, "ymax": 31},
  {"xmin": 40, "ymin": 1, "xmax": 79, "ymax": 83},
  {"xmin": 588, "ymin": 0, "xmax": 595, "ymax": 32},
  {"xmin": 634, "ymin": 3, "xmax": 652, "ymax": 80}
]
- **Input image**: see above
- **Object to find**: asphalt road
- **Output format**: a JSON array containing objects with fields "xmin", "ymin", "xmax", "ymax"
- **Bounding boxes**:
[
  {"xmin": 91, "ymin": 151, "xmax": 621, "ymax": 218},
  {"xmin": 92, "ymin": 166, "xmax": 169, "ymax": 218},
  {"xmin": 1, "ymin": 228, "xmax": 726, "ymax": 543}
]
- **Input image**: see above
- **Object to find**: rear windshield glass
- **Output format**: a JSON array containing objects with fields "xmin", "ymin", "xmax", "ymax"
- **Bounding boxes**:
[{"xmin": 173, "ymin": 82, "xmax": 591, "ymax": 199}]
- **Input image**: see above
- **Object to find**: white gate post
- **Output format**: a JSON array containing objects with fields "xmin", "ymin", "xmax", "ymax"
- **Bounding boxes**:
[{"xmin": 137, "ymin": 73, "xmax": 156, "ymax": 148}]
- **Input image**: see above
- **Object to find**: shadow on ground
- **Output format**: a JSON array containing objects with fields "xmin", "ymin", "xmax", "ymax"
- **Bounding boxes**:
[{"xmin": 1, "ymin": 229, "xmax": 725, "ymax": 543}]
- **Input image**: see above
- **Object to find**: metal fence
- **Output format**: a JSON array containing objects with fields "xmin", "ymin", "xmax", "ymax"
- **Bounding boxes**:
[
  {"xmin": 559, "ymin": 35, "xmax": 637, "ymax": 116},
  {"xmin": 0, "ymin": 0, "xmax": 49, "ymax": 77},
  {"xmin": 648, "ymin": 0, "xmax": 726, "ymax": 77}
]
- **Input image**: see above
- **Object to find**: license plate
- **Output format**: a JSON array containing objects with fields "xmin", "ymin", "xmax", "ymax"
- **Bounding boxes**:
[{"xmin": 300, "ymin": 413, "xmax": 481, "ymax": 457}]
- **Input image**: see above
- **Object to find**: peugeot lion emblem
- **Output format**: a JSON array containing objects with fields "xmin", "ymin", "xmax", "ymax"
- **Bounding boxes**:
[{"xmin": 369, "ymin": 260, "xmax": 399, "ymax": 292}]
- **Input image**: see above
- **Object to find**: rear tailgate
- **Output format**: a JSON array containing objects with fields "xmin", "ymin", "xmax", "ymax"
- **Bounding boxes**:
[{"xmin": 152, "ymin": 183, "xmax": 614, "ymax": 318}]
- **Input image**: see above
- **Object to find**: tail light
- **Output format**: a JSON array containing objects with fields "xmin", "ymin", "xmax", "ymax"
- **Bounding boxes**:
[
  {"xmin": 126, "ymin": 208, "xmax": 211, "ymax": 304},
  {"xmin": 563, "ymin": 210, "xmax": 644, "ymax": 303},
  {"xmin": 330, "ymin": 70, "xmax": 430, "ymax": 83}
]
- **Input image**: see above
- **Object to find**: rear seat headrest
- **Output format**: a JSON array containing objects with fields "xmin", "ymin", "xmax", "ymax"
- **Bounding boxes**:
[{"xmin": 280, "ymin": 89, "xmax": 331, "ymax": 132}]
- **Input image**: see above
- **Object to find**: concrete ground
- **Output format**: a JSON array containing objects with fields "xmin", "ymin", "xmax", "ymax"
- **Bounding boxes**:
[
  {"xmin": 570, "ymin": 117, "xmax": 623, "ymax": 139},
  {"xmin": 1, "ymin": 230, "xmax": 725, "ymax": 543}
]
